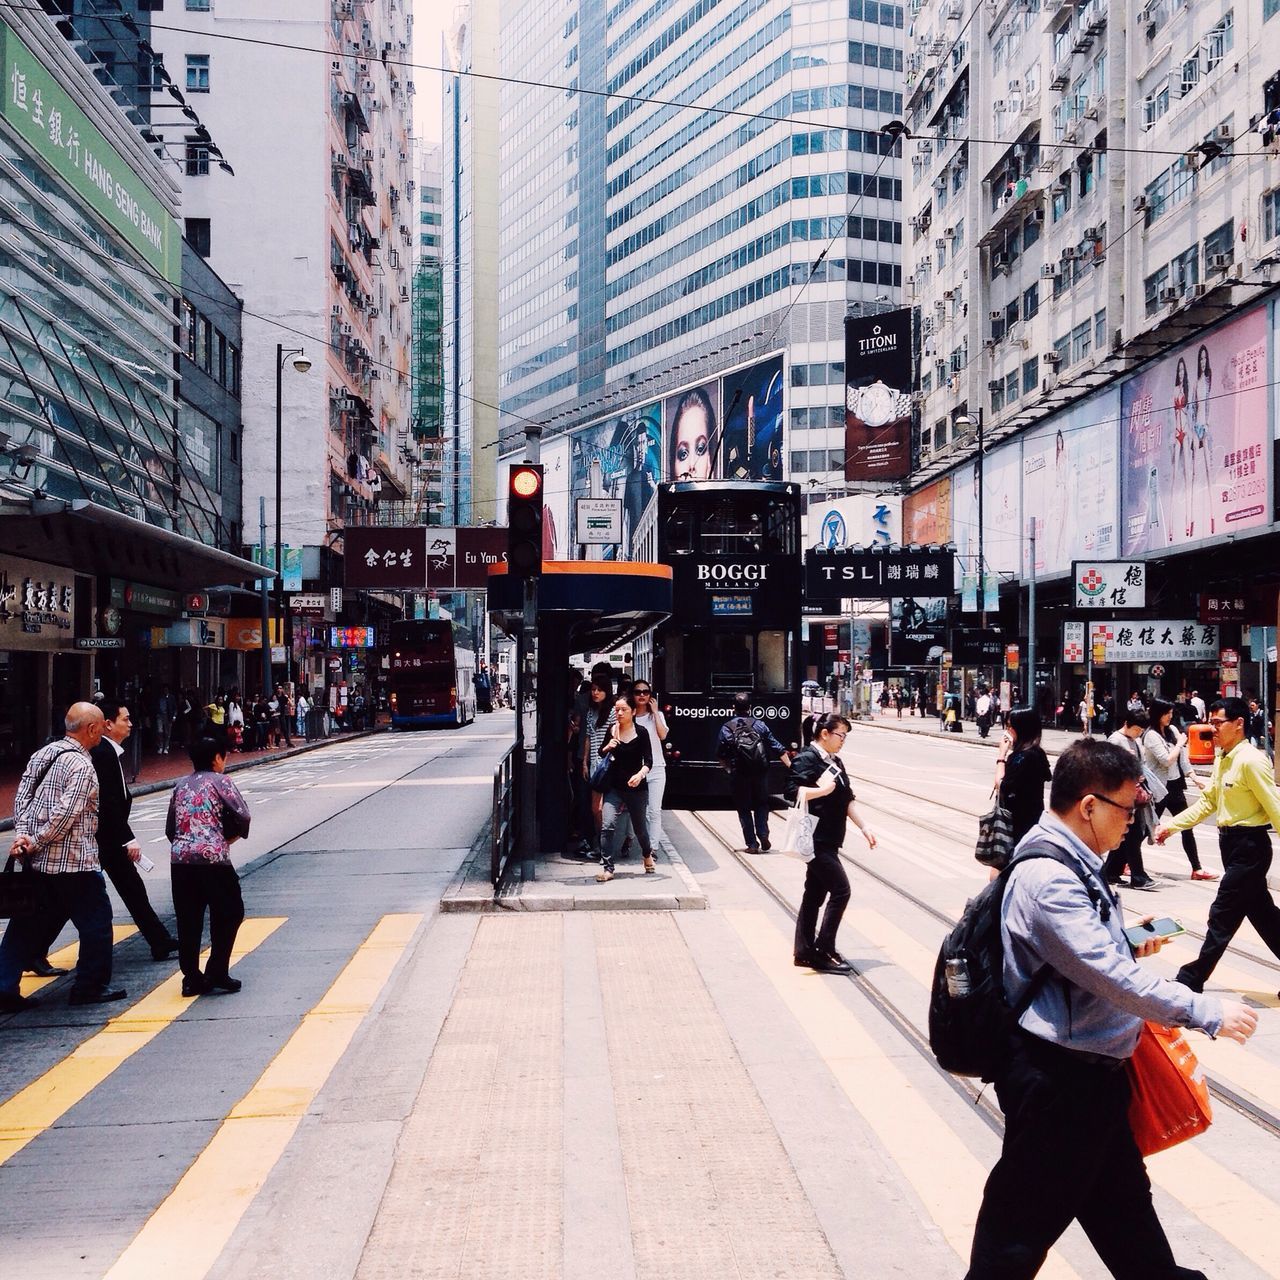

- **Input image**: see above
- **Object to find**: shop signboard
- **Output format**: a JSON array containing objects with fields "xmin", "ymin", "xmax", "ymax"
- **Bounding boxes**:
[
  {"xmin": 166, "ymin": 618, "xmax": 226, "ymax": 649},
  {"xmin": 1063, "ymin": 621, "xmax": 1086, "ymax": 664},
  {"xmin": 806, "ymin": 547, "xmax": 954, "ymax": 601},
  {"xmin": 75, "ymin": 636, "xmax": 125, "ymax": 649},
  {"xmin": 903, "ymin": 475, "xmax": 952, "ymax": 546},
  {"xmin": 1086, "ymin": 620, "xmax": 1217, "ymax": 664},
  {"xmin": 1200, "ymin": 585, "xmax": 1278, "ymax": 624},
  {"xmin": 344, "ymin": 527, "xmax": 428, "ymax": 588},
  {"xmin": 1121, "ymin": 307, "xmax": 1269, "ymax": 554},
  {"xmin": 805, "ymin": 494, "xmax": 902, "ymax": 549},
  {"xmin": 290, "ymin": 593, "xmax": 326, "ymax": 616},
  {"xmin": 0, "ymin": 19, "xmax": 180, "ymax": 283},
  {"xmin": 329, "ymin": 625, "xmax": 375, "ymax": 649},
  {"xmin": 109, "ymin": 579, "xmax": 180, "ymax": 616},
  {"xmin": 0, "ymin": 554, "xmax": 76, "ymax": 650},
  {"xmin": 890, "ymin": 596, "xmax": 948, "ymax": 665},
  {"xmin": 844, "ymin": 310, "xmax": 913, "ymax": 481},
  {"xmin": 1073, "ymin": 561, "xmax": 1146, "ymax": 610},
  {"xmin": 953, "ymin": 627, "xmax": 1005, "ymax": 664}
]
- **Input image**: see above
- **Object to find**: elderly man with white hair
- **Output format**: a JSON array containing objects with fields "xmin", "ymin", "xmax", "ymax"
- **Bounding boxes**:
[{"xmin": 0, "ymin": 701, "xmax": 127, "ymax": 1011}]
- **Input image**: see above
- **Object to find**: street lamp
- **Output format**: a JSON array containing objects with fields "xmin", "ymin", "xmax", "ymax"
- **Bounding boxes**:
[
  {"xmin": 274, "ymin": 345, "xmax": 311, "ymax": 689},
  {"xmin": 953, "ymin": 409, "xmax": 986, "ymax": 629}
]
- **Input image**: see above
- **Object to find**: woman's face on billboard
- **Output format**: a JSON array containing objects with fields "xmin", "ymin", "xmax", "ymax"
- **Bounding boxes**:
[{"xmin": 672, "ymin": 401, "xmax": 713, "ymax": 479}]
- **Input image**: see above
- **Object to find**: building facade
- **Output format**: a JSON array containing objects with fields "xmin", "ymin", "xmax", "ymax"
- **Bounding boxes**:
[
  {"xmin": 412, "ymin": 142, "xmax": 444, "ymax": 517},
  {"xmin": 494, "ymin": 0, "xmax": 907, "ymax": 523},
  {"xmin": 899, "ymin": 0, "xmax": 1280, "ymax": 709},
  {"xmin": 442, "ymin": 2, "xmax": 500, "ymax": 526}
]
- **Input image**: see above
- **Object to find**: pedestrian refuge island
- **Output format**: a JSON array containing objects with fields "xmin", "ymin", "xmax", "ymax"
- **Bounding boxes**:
[{"xmin": 487, "ymin": 561, "xmax": 673, "ymax": 872}]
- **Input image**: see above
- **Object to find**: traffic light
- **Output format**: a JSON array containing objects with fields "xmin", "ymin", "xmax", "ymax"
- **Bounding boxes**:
[{"xmin": 507, "ymin": 463, "xmax": 544, "ymax": 579}]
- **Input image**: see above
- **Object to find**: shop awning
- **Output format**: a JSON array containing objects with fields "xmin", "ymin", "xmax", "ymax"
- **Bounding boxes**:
[{"xmin": 0, "ymin": 498, "xmax": 273, "ymax": 590}]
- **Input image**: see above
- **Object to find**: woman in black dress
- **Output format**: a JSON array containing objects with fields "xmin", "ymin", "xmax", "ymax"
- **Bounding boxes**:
[
  {"xmin": 995, "ymin": 708, "xmax": 1052, "ymax": 858},
  {"xmin": 595, "ymin": 696, "xmax": 653, "ymax": 883}
]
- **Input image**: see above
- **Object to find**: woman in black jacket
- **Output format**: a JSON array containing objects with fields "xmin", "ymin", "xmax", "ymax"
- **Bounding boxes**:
[
  {"xmin": 995, "ymin": 708, "xmax": 1052, "ymax": 857},
  {"xmin": 785, "ymin": 713, "xmax": 877, "ymax": 973},
  {"xmin": 595, "ymin": 696, "xmax": 653, "ymax": 883}
]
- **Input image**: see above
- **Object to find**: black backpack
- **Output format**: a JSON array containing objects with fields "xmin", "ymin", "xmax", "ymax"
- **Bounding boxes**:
[
  {"xmin": 725, "ymin": 717, "xmax": 769, "ymax": 774},
  {"xmin": 928, "ymin": 841, "xmax": 1111, "ymax": 1081}
]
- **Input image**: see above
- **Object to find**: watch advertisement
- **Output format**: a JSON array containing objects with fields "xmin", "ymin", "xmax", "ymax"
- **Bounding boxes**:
[{"xmin": 844, "ymin": 309, "xmax": 914, "ymax": 482}]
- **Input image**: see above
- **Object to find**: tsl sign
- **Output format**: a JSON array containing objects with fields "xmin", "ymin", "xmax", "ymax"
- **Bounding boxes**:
[{"xmin": 806, "ymin": 547, "xmax": 955, "ymax": 601}]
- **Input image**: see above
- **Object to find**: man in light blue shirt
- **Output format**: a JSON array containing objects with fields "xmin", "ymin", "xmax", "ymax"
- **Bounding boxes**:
[{"xmin": 966, "ymin": 739, "xmax": 1256, "ymax": 1280}]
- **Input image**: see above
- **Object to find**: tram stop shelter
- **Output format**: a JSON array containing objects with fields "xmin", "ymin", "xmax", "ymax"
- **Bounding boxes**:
[{"xmin": 487, "ymin": 561, "xmax": 673, "ymax": 861}]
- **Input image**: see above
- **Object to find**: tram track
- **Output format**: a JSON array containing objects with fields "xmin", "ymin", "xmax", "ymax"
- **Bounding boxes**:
[
  {"xmin": 846, "ymin": 770, "xmax": 1280, "ymax": 979},
  {"xmin": 687, "ymin": 807, "xmax": 1280, "ymax": 1144}
]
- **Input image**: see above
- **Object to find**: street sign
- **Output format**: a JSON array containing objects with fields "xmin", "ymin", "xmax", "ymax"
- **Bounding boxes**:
[
  {"xmin": 1005, "ymin": 644, "xmax": 1020, "ymax": 670},
  {"xmin": 290, "ymin": 593, "xmax": 325, "ymax": 616},
  {"xmin": 1220, "ymin": 648, "xmax": 1239, "ymax": 666},
  {"xmin": 806, "ymin": 546, "xmax": 954, "ymax": 601},
  {"xmin": 329, "ymin": 587, "xmax": 343, "ymax": 613},
  {"xmin": 575, "ymin": 497, "xmax": 623, "ymax": 545},
  {"xmin": 1073, "ymin": 561, "xmax": 1146, "ymax": 609}
]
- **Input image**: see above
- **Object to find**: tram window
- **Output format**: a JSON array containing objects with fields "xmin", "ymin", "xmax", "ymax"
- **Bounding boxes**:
[
  {"xmin": 665, "ymin": 505, "xmax": 695, "ymax": 553},
  {"xmin": 756, "ymin": 630, "xmax": 792, "ymax": 692},
  {"xmin": 663, "ymin": 629, "xmax": 792, "ymax": 694}
]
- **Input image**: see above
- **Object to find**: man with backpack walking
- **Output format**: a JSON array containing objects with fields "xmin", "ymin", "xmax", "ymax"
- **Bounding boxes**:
[
  {"xmin": 943, "ymin": 740, "xmax": 1255, "ymax": 1278},
  {"xmin": 716, "ymin": 691, "xmax": 792, "ymax": 852}
]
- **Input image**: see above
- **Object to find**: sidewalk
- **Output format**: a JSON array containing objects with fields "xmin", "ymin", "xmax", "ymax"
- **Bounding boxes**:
[
  {"xmin": 856, "ymin": 708, "xmax": 1093, "ymax": 757},
  {"xmin": 0, "ymin": 725, "xmax": 382, "ymax": 830}
]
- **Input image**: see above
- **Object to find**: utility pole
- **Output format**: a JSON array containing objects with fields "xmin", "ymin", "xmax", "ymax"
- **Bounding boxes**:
[
  {"xmin": 258, "ymin": 495, "xmax": 271, "ymax": 699},
  {"xmin": 977, "ymin": 408, "xmax": 986, "ymax": 632},
  {"xmin": 1027, "ymin": 517, "xmax": 1037, "ymax": 712}
]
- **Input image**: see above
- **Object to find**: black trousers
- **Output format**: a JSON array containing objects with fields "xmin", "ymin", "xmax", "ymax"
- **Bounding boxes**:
[
  {"xmin": 99, "ymin": 843, "xmax": 170, "ymax": 951},
  {"xmin": 793, "ymin": 842, "xmax": 850, "ymax": 959},
  {"xmin": 966, "ymin": 1030, "xmax": 1205, "ymax": 1280},
  {"xmin": 1102, "ymin": 818, "xmax": 1148, "ymax": 883},
  {"xmin": 1177, "ymin": 825, "xmax": 1280, "ymax": 990},
  {"xmin": 1155, "ymin": 781, "xmax": 1200, "ymax": 871},
  {"xmin": 171, "ymin": 863, "xmax": 244, "ymax": 982}
]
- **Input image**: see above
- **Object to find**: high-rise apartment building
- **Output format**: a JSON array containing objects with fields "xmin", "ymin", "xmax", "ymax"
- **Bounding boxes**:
[
  {"xmin": 150, "ymin": 1, "xmax": 415, "ymax": 576},
  {"xmin": 442, "ymin": 2, "xmax": 499, "ymax": 527},
  {"xmin": 412, "ymin": 143, "xmax": 444, "ymax": 515},
  {"xmin": 494, "ymin": 0, "xmax": 907, "ymax": 532}
]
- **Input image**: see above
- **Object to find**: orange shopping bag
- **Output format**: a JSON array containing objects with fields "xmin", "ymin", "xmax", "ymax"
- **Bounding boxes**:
[{"xmin": 1126, "ymin": 1022, "xmax": 1212, "ymax": 1156}]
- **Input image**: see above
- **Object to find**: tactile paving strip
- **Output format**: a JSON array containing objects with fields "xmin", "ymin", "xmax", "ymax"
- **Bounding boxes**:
[
  {"xmin": 356, "ymin": 914, "xmax": 563, "ymax": 1280},
  {"xmin": 593, "ymin": 914, "xmax": 842, "ymax": 1280}
]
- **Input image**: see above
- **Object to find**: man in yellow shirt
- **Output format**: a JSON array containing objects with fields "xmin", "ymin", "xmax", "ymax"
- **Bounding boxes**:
[{"xmin": 1155, "ymin": 695, "xmax": 1280, "ymax": 991}]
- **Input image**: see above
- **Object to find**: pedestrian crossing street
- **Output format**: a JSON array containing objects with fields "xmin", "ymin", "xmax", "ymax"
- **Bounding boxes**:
[{"xmin": 681, "ymin": 808, "xmax": 1280, "ymax": 1279}]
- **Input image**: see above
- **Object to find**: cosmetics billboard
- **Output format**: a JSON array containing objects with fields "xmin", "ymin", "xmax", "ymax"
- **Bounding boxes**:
[
  {"xmin": 844, "ymin": 308, "xmax": 914, "ymax": 481},
  {"xmin": 1120, "ymin": 307, "xmax": 1269, "ymax": 554},
  {"xmin": 720, "ymin": 355, "xmax": 785, "ymax": 480},
  {"xmin": 567, "ymin": 402, "xmax": 661, "ymax": 559},
  {"xmin": 663, "ymin": 379, "xmax": 721, "ymax": 481},
  {"xmin": 903, "ymin": 475, "xmax": 953, "ymax": 546}
]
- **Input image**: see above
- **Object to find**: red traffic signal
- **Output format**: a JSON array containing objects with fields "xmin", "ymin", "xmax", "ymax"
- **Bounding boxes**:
[{"xmin": 508, "ymin": 463, "xmax": 544, "ymax": 579}]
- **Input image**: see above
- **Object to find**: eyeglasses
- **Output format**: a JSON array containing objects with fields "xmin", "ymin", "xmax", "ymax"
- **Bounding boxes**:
[
  {"xmin": 1090, "ymin": 793, "xmax": 1137, "ymax": 819},
  {"xmin": 826, "ymin": 729, "xmax": 848, "ymax": 740},
  {"xmin": 1207, "ymin": 717, "xmax": 1235, "ymax": 728},
  {"xmin": 632, "ymin": 688, "xmax": 651, "ymax": 695}
]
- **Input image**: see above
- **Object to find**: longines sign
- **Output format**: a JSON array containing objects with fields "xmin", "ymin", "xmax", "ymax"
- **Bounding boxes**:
[{"xmin": 805, "ymin": 547, "xmax": 955, "ymax": 601}]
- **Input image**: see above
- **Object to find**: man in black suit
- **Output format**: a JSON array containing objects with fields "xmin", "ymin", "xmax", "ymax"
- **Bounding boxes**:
[{"xmin": 92, "ymin": 702, "xmax": 177, "ymax": 960}]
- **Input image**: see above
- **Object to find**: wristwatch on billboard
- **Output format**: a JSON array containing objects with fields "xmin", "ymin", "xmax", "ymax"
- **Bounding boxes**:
[{"xmin": 846, "ymin": 380, "xmax": 910, "ymax": 427}]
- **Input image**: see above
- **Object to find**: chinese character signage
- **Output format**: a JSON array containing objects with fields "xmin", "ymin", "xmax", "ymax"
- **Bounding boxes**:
[
  {"xmin": 1086, "ymin": 620, "xmax": 1217, "ymax": 664},
  {"xmin": 343, "ymin": 527, "xmax": 507, "ymax": 590},
  {"xmin": 844, "ymin": 310, "xmax": 913, "ymax": 481},
  {"xmin": 953, "ymin": 627, "xmax": 1005, "ymax": 664},
  {"xmin": 805, "ymin": 547, "xmax": 954, "ymax": 601},
  {"xmin": 1063, "ymin": 621, "xmax": 1086, "ymax": 664},
  {"xmin": 1073, "ymin": 561, "xmax": 1147, "ymax": 610},
  {"xmin": 330, "ymin": 625, "xmax": 375, "ymax": 649},
  {"xmin": 0, "ymin": 20, "xmax": 179, "ymax": 283},
  {"xmin": 1199, "ymin": 585, "xmax": 1278, "ymax": 625},
  {"xmin": 0, "ymin": 554, "xmax": 76, "ymax": 650}
]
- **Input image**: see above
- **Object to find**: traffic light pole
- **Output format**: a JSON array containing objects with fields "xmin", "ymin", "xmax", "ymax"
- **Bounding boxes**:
[{"xmin": 517, "ymin": 428, "xmax": 541, "ymax": 871}]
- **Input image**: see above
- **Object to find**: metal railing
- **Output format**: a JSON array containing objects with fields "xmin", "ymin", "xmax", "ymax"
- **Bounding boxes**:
[{"xmin": 491, "ymin": 744, "xmax": 517, "ymax": 887}]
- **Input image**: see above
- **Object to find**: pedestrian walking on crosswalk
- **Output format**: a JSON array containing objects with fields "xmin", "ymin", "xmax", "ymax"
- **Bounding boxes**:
[{"xmin": 166, "ymin": 738, "xmax": 251, "ymax": 997}]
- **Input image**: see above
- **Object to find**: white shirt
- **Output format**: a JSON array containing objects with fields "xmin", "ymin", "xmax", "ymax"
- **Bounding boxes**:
[
  {"xmin": 105, "ymin": 736, "xmax": 124, "ymax": 759},
  {"xmin": 635, "ymin": 709, "xmax": 666, "ymax": 772},
  {"xmin": 1190, "ymin": 696, "xmax": 1206, "ymax": 720}
]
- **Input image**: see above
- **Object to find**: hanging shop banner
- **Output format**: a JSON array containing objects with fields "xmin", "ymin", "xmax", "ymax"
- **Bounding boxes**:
[
  {"xmin": 903, "ymin": 475, "xmax": 952, "ymax": 546},
  {"xmin": 109, "ymin": 579, "xmax": 180, "ymax": 616},
  {"xmin": 844, "ymin": 309, "xmax": 914, "ymax": 481},
  {"xmin": 889, "ymin": 596, "xmax": 948, "ymax": 665},
  {"xmin": 1086, "ymin": 620, "xmax": 1218, "ymax": 664},
  {"xmin": 1021, "ymin": 391, "xmax": 1119, "ymax": 578},
  {"xmin": 720, "ymin": 355, "xmax": 785, "ymax": 481},
  {"xmin": 1063, "ymin": 620, "xmax": 1086, "ymax": 664},
  {"xmin": 0, "ymin": 19, "xmax": 180, "ymax": 284},
  {"xmin": 805, "ymin": 546, "xmax": 954, "ymax": 601},
  {"xmin": 1121, "ymin": 307, "xmax": 1269, "ymax": 554},
  {"xmin": 344, "ymin": 526, "xmax": 428, "ymax": 588},
  {"xmin": 1073, "ymin": 561, "xmax": 1147, "ymax": 610}
]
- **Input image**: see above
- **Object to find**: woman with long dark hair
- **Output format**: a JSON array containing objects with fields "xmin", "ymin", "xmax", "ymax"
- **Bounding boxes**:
[
  {"xmin": 594, "ymin": 695, "xmax": 653, "ymax": 882},
  {"xmin": 995, "ymin": 708, "xmax": 1052, "ymax": 855},
  {"xmin": 579, "ymin": 677, "xmax": 613, "ymax": 857},
  {"xmin": 1149, "ymin": 698, "xmax": 1216, "ymax": 881}
]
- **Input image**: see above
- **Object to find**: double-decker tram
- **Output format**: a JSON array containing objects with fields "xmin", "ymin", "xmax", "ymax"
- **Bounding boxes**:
[
  {"xmin": 642, "ymin": 480, "xmax": 803, "ymax": 803},
  {"xmin": 387, "ymin": 619, "xmax": 477, "ymax": 729}
]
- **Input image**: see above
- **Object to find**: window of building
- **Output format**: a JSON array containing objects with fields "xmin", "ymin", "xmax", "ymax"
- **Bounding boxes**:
[
  {"xmin": 186, "ymin": 0, "xmax": 210, "ymax": 9},
  {"xmin": 229, "ymin": 346, "xmax": 241, "ymax": 397},
  {"xmin": 1171, "ymin": 244, "xmax": 1199, "ymax": 291},
  {"xmin": 1053, "ymin": 334, "xmax": 1071, "ymax": 367},
  {"xmin": 1094, "ymin": 309, "xmax": 1107, "ymax": 349},
  {"xmin": 185, "ymin": 217, "xmax": 211, "ymax": 256},
  {"xmin": 1264, "ymin": 186, "xmax": 1280, "ymax": 241},
  {"xmin": 199, "ymin": 317, "xmax": 213, "ymax": 373},
  {"xmin": 182, "ymin": 299, "xmax": 196, "ymax": 358},
  {"xmin": 990, "ymin": 381, "xmax": 1005, "ymax": 413},
  {"xmin": 1071, "ymin": 320, "xmax": 1092, "ymax": 364},
  {"xmin": 1079, "ymin": 151, "xmax": 1097, "ymax": 196},
  {"xmin": 229, "ymin": 431, "xmax": 238, "ymax": 461},
  {"xmin": 1022, "ymin": 283, "xmax": 1040, "ymax": 319},
  {"xmin": 1144, "ymin": 264, "xmax": 1170, "ymax": 315},
  {"xmin": 186, "ymin": 54, "xmax": 209, "ymax": 93},
  {"xmin": 1005, "ymin": 370, "xmax": 1020, "ymax": 405},
  {"xmin": 216, "ymin": 331, "xmax": 227, "ymax": 385},
  {"xmin": 1203, "ymin": 11, "xmax": 1233, "ymax": 72},
  {"xmin": 1203, "ymin": 219, "xmax": 1234, "ymax": 270},
  {"xmin": 1022, "ymin": 356, "xmax": 1039, "ymax": 396},
  {"xmin": 184, "ymin": 138, "xmax": 209, "ymax": 175},
  {"xmin": 1051, "ymin": 179, "xmax": 1071, "ymax": 222}
]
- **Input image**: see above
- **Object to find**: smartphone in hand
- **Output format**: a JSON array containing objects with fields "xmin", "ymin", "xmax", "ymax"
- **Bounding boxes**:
[{"xmin": 1123, "ymin": 917, "xmax": 1186, "ymax": 948}]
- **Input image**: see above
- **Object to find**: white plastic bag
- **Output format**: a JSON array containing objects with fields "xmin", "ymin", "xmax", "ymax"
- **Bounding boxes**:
[{"xmin": 779, "ymin": 797, "xmax": 815, "ymax": 862}]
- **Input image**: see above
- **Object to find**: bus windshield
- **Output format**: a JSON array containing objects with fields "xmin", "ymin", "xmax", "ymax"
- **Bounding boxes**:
[{"xmin": 663, "ymin": 628, "xmax": 793, "ymax": 693}]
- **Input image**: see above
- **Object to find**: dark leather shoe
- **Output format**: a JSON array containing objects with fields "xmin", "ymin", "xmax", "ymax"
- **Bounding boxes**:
[
  {"xmin": 822, "ymin": 949, "xmax": 849, "ymax": 967},
  {"xmin": 793, "ymin": 952, "xmax": 820, "ymax": 968},
  {"xmin": 0, "ymin": 992, "xmax": 40, "ymax": 1013},
  {"xmin": 181, "ymin": 976, "xmax": 211, "ymax": 997},
  {"xmin": 205, "ymin": 975, "xmax": 242, "ymax": 994},
  {"xmin": 811, "ymin": 955, "xmax": 852, "ymax": 975},
  {"xmin": 26, "ymin": 960, "xmax": 69, "ymax": 977},
  {"xmin": 151, "ymin": 938, "xmax": 179, "ymax": 961},
  {"xmin": 759, "ymin": 839, "xmax": 772, "ymax": 852},
  {"xmin": 68, "ymin": 988, "xmax": 127, "ymax": 1006}
]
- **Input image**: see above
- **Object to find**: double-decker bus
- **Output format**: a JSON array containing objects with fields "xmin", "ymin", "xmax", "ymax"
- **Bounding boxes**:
[
  {"xmin": 387, "ymin": 620, "xmax": 477, "ymax": 729},
  {"xmin": 641, "ymin": 480, "xmax": 803, "ymax": 803}
]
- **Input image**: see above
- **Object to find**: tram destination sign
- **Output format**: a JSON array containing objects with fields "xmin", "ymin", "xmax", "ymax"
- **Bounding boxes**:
[{"xmin": 805, "ymin": 547, "xmax": 954, "ymax": 601}]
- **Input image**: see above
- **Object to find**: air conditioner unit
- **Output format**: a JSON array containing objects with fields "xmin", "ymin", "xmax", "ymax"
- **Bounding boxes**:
[
  {"xmin": 987, "ymin": 379, "xmax": 1003, "ymax": 391},
  {"xmin": 989, "ymin": 309, "xmax": 1003, "ymax": 322},
  {"xmin": 1159, "ymin": 286, "xmax": 1180, "ymax": 305},
  {"xmin": 1030, "ymin": 209, "xmax": 1046, "ymax": 225},
  {"xmin": 1041, "ymin": 263, "xmax": 1060, "ymax": 279},
  {"xmin": 1083, "ymin": 101, "xmax": 1099, "ymax": 121},
  {"xmin": 331, "ymin": 60, "xmax": 342, "ymax": 73},
  {"xmin": 936, "ymin": 237, "xmax": 948, "ymax": 250},
  {"xmin": 1044, "ymin": 350, "xmax": 1062, "ymax": 367},
  {"xmin": 368, "ymin": 307, "xmax": 380, "ymax": 318},
  {"xmin": 362, "ymin": 148, "xmax": 375, "ymax": 161},
  {"xmin": 1211, "ymin": 123, "xmax": 1233, "ymax": 142},
  {"xmin": 1207, "ymin": 252, "xmax": 1232, "ymax": 272},
  {"xmin": 993, "ymin": 100, "xmax": 1006, "ymax": 113},
  {"xmin": 1008, "ymin": 79, "xmax": 1022, "ymax": 91},
  {"xmin": 993, "ymin": 252, "xmax": 1010, "ymax": 271},
  {"xmin": 1083, "ymin": 226, "xmax": 1102, "ymax": 241},
  {"xmin": 1188, "ymin": 283, "xmax": 1208, "ymax": 300},
  {"xmin": 1132, "ymin": 195, "xmax": 1149, "ymax": 213},
  {"xmin": 398, "ymin": 285, "xmax": 410, "ymax": 300},
  {"xmin": 1136, "ymin": 5, "xmax": 1153, "ymax": 28},
  {"xmin": 943, "ymin": 288, "xmax": 956, "ymax": 299},
  {"xmin": 1061, "ymin": 246, "xmax": 1079, "ymax": 261}
]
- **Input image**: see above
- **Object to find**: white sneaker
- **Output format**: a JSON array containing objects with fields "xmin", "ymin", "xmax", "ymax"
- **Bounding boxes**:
[{"xmin": 595, "ymin": 869, "xmax": 614, "ymax": 883}]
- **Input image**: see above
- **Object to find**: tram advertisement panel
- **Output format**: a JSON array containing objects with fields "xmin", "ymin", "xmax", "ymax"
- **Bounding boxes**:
[
  {"xmin": 568, "ymin": 403, "xmax": 661, "ymax": 558},
  {"xmin": 662, "ymin": 692, "xmax": 803, "ymax": 789},
  {"xmin": 1120, "ymin": 307, "xmax": 1268, "ymax": 555},
  {"xmin": 664, "ymin": 379, "xmax": 721, "ymax": 481},
  {"xmin": 720, "ymin": 356, "xmax": 785, "ymax": 481},
  {"xmin": 671, "ymin": 556, "xmax": 801, "ymax": 626},
  {"xmin": 844, "ymin": 308, "xmax": 913, "ymax": 482}
]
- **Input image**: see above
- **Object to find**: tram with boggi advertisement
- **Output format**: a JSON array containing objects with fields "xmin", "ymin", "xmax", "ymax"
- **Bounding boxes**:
[{"xmin": 643, "ymin": 481, "xmax": 803, "ymax": 803}]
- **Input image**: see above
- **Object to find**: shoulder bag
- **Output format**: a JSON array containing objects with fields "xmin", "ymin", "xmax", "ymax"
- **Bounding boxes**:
[
  {"xmin": 974, "ymin": 804, "xmax": 1016, "ymax": 868},
  {"xmin": 589, "ymin": 755, "xmax": 612, "ymax": 793},
  {"xmin": 0, "ymin": 854, "xmax": 44, "ymax": 920},
  {"xmin": 778, "ymin": 796, "xmax": 814, "ymax": 862},
  {"xmin": 1126, "ymin": 1021, "xmax": 1212, "ymax": 1156}
]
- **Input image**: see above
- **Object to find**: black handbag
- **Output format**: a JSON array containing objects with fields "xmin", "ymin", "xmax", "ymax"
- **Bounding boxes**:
[
  {"xmin": 589, "ymin": 756, "xmax": 612, "ymax": 793},
  {"xmin": 0, "ymin": 855, "xmax": 44, "ymax": 920}
]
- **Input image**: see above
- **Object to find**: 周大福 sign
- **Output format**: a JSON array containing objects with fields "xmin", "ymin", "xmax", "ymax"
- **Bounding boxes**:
[
  {"xmin": 805, "ymin": 547, "xmax": 954, "ymax": 601},
  {"xmin": 1073, "ymin": 560, "xmax": 1147, "ymax": 609}
]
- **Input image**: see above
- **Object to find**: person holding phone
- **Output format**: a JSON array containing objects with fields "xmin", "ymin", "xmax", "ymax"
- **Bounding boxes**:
[
  {"xmin": 785, "ymin": 713, "xmax": 876, "ymax": 974},
  {"xmin": 630, "ymin": 681, "xmax": 668, "ymax": 851}
]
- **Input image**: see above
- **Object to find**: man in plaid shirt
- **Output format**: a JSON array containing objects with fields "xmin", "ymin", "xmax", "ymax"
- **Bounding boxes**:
[{"xmin": 0, "ymin": 702, "xmax": 128, "ymax": 1011}]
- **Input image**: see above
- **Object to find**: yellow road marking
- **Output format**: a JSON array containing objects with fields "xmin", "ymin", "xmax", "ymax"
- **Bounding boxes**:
[
  {"xmin": 724, "ymin": 909, "xmax": 1083, "ymax": 1278},
  {"xmin": 103, "ymin": 912, "xmax": 422, "ymax": 1280},
  {"xmin": 19, "ymin": 925, "xmax": 138, "ymax": 997},
  {"xmin": 0, "ymin": 917, "xmax": 286, "ymax": 1167}
]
